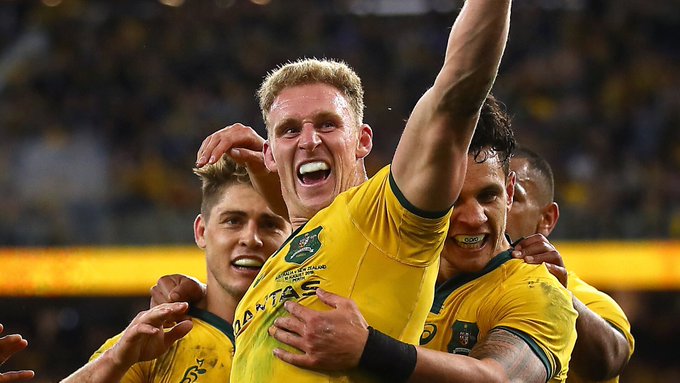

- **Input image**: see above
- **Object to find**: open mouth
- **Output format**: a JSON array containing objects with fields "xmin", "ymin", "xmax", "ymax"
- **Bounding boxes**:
[
  {"xmin": 232, "ymin": 258, "xmax": 264, "ymax": 271},
  {"xmin": 298, "ymin": 161, "xmax": 331, "ymax": 185},
  {"xmin": 453, "ymin": 234, "xmax": 487, "ymax": 249}
]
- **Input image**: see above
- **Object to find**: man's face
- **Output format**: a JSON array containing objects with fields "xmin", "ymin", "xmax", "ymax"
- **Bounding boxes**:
[
  {"xmin": 506, "ymin": 157, "xmax": 544, "ymax": 240},
  {"xmin": 263, "ymin": 83, "xmax": 372, "ymax": 220},
  {"xmin": 440, "ymin": 153, "xmax": 515, "ymax": 278},
  {"xmin": 195, "ymin": 184, "xmax": 291, "ymax": 300}
]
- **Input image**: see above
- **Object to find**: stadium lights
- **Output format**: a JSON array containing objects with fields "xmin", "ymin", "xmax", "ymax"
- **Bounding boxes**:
[{"xmin": 159, "ymin": 0, "xmax": 185, "ymax": 7}]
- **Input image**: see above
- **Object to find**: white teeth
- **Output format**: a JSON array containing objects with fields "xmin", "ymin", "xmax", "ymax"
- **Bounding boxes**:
[
  {"xmin": 299, "ymin": 162, "xmax": 329, "ymax": 175},
  {"xmin": 454, "ymin": 235, "xmax": 486, "ymax": 248},
  {"xmin": 233, "ymin": 258, "xmax": 263, "ymax": 268}
]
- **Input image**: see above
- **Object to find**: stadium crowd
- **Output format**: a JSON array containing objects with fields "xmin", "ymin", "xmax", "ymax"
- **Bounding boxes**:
[{"xmin": 0, "ymin": 0, "xmax": 678, "ymax": 382}]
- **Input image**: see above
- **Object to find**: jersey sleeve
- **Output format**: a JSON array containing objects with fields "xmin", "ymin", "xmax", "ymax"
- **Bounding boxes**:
[
  {"xmin": 89, "ymin": 332, "xmax": 147, "ymax": 383},
  {"xmin": 568, "ymin": 271, "xmax": 635, "ymax": 358},
  {"xmin": 489, "ymin": 264, "xmax": 578, "ymax": 381},
  {"xmin": 345, "ymin": 165, "xmax": 451, "ymax": 266}
]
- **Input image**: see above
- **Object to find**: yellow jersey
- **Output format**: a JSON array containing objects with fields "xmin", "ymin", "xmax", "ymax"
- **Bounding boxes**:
[
  {"xmin": 566, "ymin": 271, "xmax": 635, "ymax": 383},
  {"xmin": 90, "ymin": 308, "xmax": 234, "ymax": 383},
  {"xmin": 420, "ymin": 251, "xmax": 578, "ymax": 382},
  {"xmin": 231, "ymin": 165, "xmax": 450, "ymax": 382}
]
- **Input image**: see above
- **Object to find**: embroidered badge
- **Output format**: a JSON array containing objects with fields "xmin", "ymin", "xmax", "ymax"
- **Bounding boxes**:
[
  {"xmin": 448, "ymin": 321, "xmax": 479, "ymax": 355},
  {"xmin": 284, "ymin": 226, "xmax": 323, "ymax": 265}
]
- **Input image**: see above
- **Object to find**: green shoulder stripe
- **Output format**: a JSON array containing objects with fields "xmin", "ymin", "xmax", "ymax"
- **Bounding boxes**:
[
  {"xmin": 189, "ymin": 307, "xmax": 235, "ymax": 345},
  {"xmin": 388, "ymin": 170, "xmax": 451, "ymax": 219}
]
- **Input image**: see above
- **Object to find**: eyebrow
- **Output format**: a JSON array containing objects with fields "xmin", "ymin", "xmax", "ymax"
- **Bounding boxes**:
[
  {"xmin": 273, "ymin": 111, "xmax": 343, "ymax": 133},
  {"xmin": 219, "ymin": 210, "xmax": 286, "ymax": 225}
]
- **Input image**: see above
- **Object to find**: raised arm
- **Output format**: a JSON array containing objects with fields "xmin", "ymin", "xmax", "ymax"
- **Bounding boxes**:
[{"xmin": 392, "ymin": 0, "xmax": 512, "ymax": 212}]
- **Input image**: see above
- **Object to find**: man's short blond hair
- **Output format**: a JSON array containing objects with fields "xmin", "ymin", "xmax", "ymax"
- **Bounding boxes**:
[
  {"xmin": 193, "ymin": 156, "xmax": 251, "ymax": 219},
  {"xmin": 257, "ymin": 58, "xmax": 365, "ymax": 131}
]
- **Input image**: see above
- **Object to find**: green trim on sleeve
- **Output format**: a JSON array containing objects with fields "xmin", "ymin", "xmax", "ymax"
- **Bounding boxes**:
[
  {"xmin": 388, "ymin": 170, "xmax": 451, "ymax": 219},
  {"xmin": 495, "ymin": 326, "xmax": 553, "ymax": 382},
  {"xmin": 189, "ymin": 307, "xmax": 235, "ymax": 345}
]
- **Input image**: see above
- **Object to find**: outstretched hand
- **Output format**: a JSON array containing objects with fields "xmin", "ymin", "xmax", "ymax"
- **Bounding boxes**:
[
  {"xmin": 0, "ymin": 324, "xmax": 35, "ymax": 383},
  {"xmin": 150, "ymin": 274, "xmax": 207, "ymax": 309},
  {"xmin": 268, "ymin": 289, "xmax": 369, "ymax": 371},
  {"xmin": 111, "ymin": 302, "xmax": 193, "ymax": 369},
  {"xmin": 512, "ymin": 233, "xmax": 568, "ymax": 288}
]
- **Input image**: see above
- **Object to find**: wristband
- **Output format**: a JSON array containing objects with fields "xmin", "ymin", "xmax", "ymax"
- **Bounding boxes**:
[{"xmin": 358, "ymin": 326, "xmax": 417, "ymax": 382}]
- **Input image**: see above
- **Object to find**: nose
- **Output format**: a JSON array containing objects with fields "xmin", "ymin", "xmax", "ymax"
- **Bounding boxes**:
[
  {"xmin": 452, "ymin": 200, "xmax": 486, "ymax": 228},
  {"xmin": 298, "ymin": 124, "xmax": 321, "ymax": 152},
  {"xmin": 240, "ymin": 220, "xmax": 264, "ymax": 248}
]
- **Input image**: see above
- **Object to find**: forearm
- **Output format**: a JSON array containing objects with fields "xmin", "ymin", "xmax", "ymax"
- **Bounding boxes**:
[
  {"xmin": 408, "ymin": 347, "xmax": 508, "ymax": 383},
  {"xmin": 570, "ymin": 298, "xmax": 631, "ymax": 380},
  {"xmin": 60, "ymin": 350, "xmax": 131, "ymax": 383},
  {"xmin": 435, "ymin": 0, "xmax": 512, "ymax": 116}
]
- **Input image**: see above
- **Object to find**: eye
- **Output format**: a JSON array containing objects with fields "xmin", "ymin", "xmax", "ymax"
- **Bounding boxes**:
[
  {"xmin": 321, "ymin": 121, "xmax": 335, "ymax": 129},
  {"xmin": 479, "ymin": 190, "xmax": 499, "ymax": 204},
  {"xmin": 282, "ymin": 126, "xmax": 300, "ymax": 136},
  {"xmin": 261, "ymin": 217, "xmax": 284, "ymax": 232},
  {"xmin": 223, "ymin": 216, "xmax": 243, "ymax": 227}
]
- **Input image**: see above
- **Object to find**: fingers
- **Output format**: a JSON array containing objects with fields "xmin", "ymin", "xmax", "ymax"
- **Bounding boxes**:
[
  {"xmin": 195, "ymin": 124, "xmax": 265, "ymax": 168},
  {"xmin": 136, "ymin": 302, "xmax": 190, "ymax": 328},
  {"xmin": 150, "ymin": 275, "xmax": 205, "ymax": 309},
  {"xmin": 512, "ymin": 234, "xmax": 564, "ymax": 268},
  {"xmin": 545, "ymin": 263, "xmax": 568, "ymax": 288},
  {"xmin": 283, "ymin": 300, "xmax": 315, "ymax": 322},
  {"xmin": 269, "ymin": 323, "xmax": 305, "ymax": 352},
  {"xmin": 229, "ymin": 148, "xmax": 267, "ymax": 172},
  {"xmin": 173, "ymin": 277, "xmax": 207, "ymax": 307},
  {"xmin": 272, "ymin": 347, "xmax": 313, "ymax": 369},
  {"xmin": 164, "ymin": 320, "xmax": 193, "ymax": 348},
  {"xmin": 315, "ymin": 288, "xmax": 344, "ymax": 309},
  {"xmin": 0, "ymin": 370, "xmax": 35, "ymax": 383},
  {"xmin": 0, "ymin": 335, "xmax": 28, "ymax": 364}
]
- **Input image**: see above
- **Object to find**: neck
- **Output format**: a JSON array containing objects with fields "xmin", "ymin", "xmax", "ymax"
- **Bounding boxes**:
[{"xmin": 205, "ymin": 284, "xmax": 239, "ymax": 324}]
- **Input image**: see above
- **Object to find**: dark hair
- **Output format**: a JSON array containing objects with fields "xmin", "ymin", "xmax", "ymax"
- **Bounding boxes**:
[
  {"xmin": 469, "ymin": 93, "xmax": 516, "ymax": 174},
  {"xmin": 512, "ymin": 146, "xmax": 555, "ymax": 201}
]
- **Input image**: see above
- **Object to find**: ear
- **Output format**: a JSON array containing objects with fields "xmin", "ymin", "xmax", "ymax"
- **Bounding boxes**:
[
  {"xmin": 355, "ymin": 124, "xmax": 373, "ymax": 159},
  {"xmin": 538, "ymin": 202, "xmax": 560, "ymax": 237},
  {"xmin": 263, "ymin": 140, "xmax": 278, "ymax": 173},
  {"xmin": 194, "ymin": 214, "xmax": 207, "ymax": 249},
  {"xmin": 506, "ymin": 171, "xmax": 516, "ymax": 209}
]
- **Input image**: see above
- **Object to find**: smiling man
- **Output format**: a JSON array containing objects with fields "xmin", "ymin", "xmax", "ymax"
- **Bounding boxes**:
[
  {"xmin": 189, "ymin": 1, "xmax": 512, "ymax": 381},
  {"xmin": 60, "ymin": 157, "xmax": 291, "ymax": 383},
  {"xmin": 266, "ymin": 95, "xmax": 578, "ymax": 383}
]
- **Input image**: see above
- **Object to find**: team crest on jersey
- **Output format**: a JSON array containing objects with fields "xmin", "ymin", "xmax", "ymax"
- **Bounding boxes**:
[
  {"xmin": 420, "ymin": 323, "xmax": 438, "ymax": 345},
  {"xmin": 447, "ymin": 321, "xmax": 479, "ymax": 355},
  {"xmin": 284, "ymin": 226, "xmax": 323, "ymax": 265},
  {"xmin": 179, "ymin": 359, "xmax": 206, "ymax": 383}
]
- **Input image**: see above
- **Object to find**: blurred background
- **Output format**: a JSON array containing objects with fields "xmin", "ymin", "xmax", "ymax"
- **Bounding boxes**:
[{"xmin": 0, "ymin": 0, "xmax": 678, "ymax": 381}]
